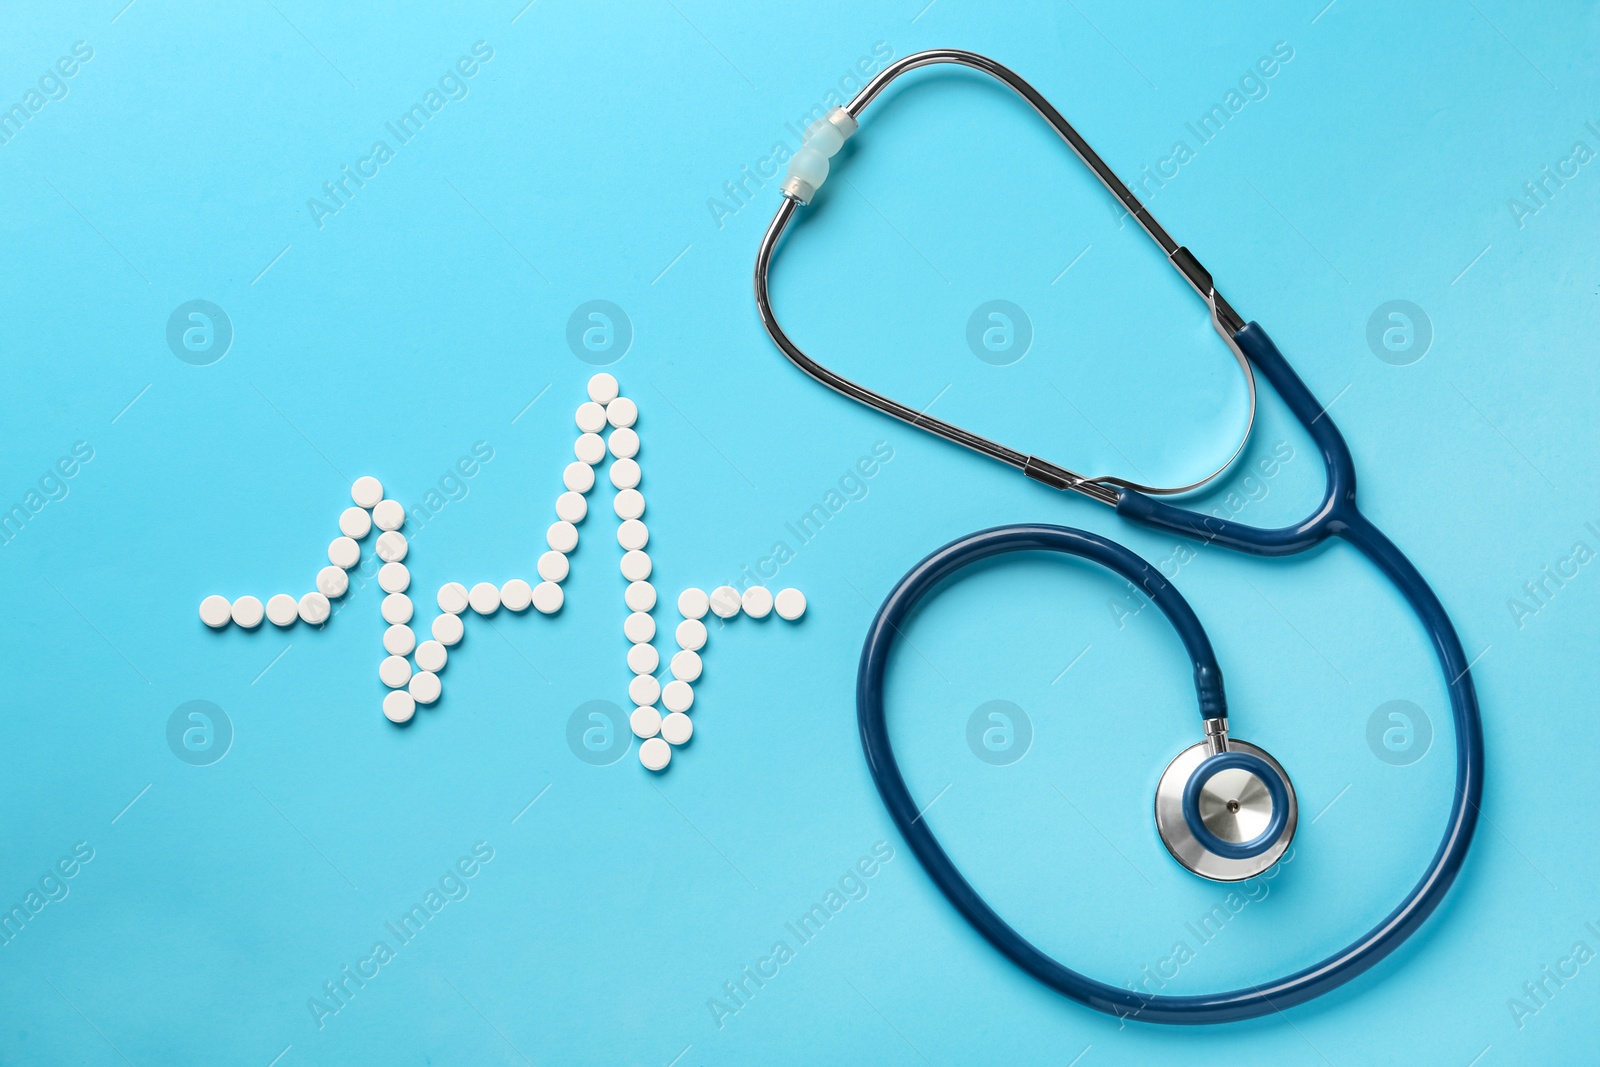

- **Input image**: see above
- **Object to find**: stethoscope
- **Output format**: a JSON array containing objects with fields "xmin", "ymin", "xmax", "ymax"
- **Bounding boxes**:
[{"xmin": 754, "ymin": 50, "xmax": 1484, "ymax": 1025}]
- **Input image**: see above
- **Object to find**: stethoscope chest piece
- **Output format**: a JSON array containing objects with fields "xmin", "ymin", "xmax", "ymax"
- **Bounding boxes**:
[{"xmin": 1156, "ymin": 737, "xmax": 1297, "ymax": 882}]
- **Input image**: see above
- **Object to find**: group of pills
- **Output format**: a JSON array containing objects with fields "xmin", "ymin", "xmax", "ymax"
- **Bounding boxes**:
[
  {"xmin": 197, "ymin": 374, "xmax": 807, "ymax": 774},
  {"xmin": 197, "ymin": 473, "xmax": 407, "ymax": 633},
  {"xmin": 631, "ymin": 580, "xmax": 805, "ymax": 771}
]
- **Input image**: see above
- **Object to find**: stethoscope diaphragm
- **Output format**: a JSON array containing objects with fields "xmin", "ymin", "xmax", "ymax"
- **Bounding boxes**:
[{"xmin": 1155, "ymin": 738, "xmax": 1298, "ymax": 882}]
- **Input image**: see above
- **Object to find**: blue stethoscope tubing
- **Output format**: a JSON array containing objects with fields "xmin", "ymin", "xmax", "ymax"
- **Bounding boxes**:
[{"xmin": 857, "ymin": 323, "xmax": 1485, "ymax": 1024}]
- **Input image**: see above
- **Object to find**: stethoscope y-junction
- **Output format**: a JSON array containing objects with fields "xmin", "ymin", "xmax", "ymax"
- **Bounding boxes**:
[{"xmin": 755, "ymin": 49, "xmax": 1483, "ymax": 1024}]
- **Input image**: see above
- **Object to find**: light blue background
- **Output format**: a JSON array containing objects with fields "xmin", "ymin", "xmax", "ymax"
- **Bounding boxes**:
[{"xmin": 2, "ymin": 1, "xmax": 1597, "ymax": 1064}]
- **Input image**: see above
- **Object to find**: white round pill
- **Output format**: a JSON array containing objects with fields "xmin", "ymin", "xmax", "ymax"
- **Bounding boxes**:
[
  {"xmin": 661, "ymin": 712, "xmax": 694, "ymax": 746},
  {"xmin": 671, "ymin": 649, "xmax": 702, "ymax": 682},
  {"xmin": 537, "ymin": 551, "xmax": 569, "ymax": 582},
  {"xmin": 548, "ymin": 521, "xmax": 578, "ymax": 553},
  {"xmin": 266, "ymin": 593, "xmax": 299, "ymax": 627},
  {"xmin": 381, "ymin": 593, "xmax": 413, "ymax": 625},
  {"xmin": 437, "ymin": 582, "xmax": 469, "ymax": 614},
  {"xmin": 575, "ymin": 400, "xmax": 607, "ymax": 433},
  {"xmin": 563, "ymin": 461, "xmax": 595, "ymax": 493},
  {"xmin": 376, "ymin": 531, "xmax": 408, "ymax": 563},
  {"xmin": 627, "ymin": 642, "xmax": 659, "ymax": 675},
  {"xmin": 199, "ymin": 595, "xmax": 231, "ymax": 628},
  {"xmin": 317, "ymin": 566, "xmax": 349, "ymax": 598},
  {"xmin": 409, "ymin": 670, "xmax": 441, "ymax": 705},
  {"xmin": 624, "ymin": 611, "xmax": 656, "ymax": 644},
  {"xmin": 415, "ymin": 640, "xmax": 447, "ymax": 672},
  {"xmin": 532, "ymin": 581, "xmax": 564, "ymax": 614},
  {"xmin": 230, "ymin": 595, "xmax": 264, "ymax": 628},
  {"xmin": 380, "ymin": 655, "xmax": 412, "ymax": 688},
  {"xmin": 587, "ymin": 372, "xmax": 619, "ymax": 404},
  {"xmin": 432, "ymin": 612, "xmax": 464, "ymax": 646},
  {"xmin": 629, "ymin": 674, "xmax": 661, "ymax": 707},
  {"xmin": 775, "ymin": 588, "xmax": 807, "ymax": 620},
  {"xmin": 352, "ymin": 476, "xmax": 384, "ymax": 509},
  {"xmin": 675, "ymin": 618, "xmax": 707, "ymax": 652},
  {"xmin": 500, "ymin": 578, "xmax": 532, "ymax": 612},
  {"xmin": 709, "ymin": 586, "xmax": 742, "ymax": 619},
  {"xmin": 631, "ymin": 705, "xmax": 662, "ymax": 739},
  {"xmin": 621, "ymin": 550, "xmax": 651, "ymax": 581},
  {"xmin": 328, "ymin": 537, "xmax": 360, "ymax": 569},
  {"xmin": 339, "ymin": 506, "xmax": 372, "ymax": 539},
  {"xmin": 382, "ymin": 690, "xmax": 415, "ymax": 723},
  {"xmin": 468, "ymin": 582, "xmax": 500, "ymax": 615},
  {"xmin": 372, "ymin": 499, "xmax": 405, "ymax": 531},
  {"xmin": 662, "ymin": 679, "xmax": 694, "ymax": 713},
  {"xmin": 384, "ymin": 624, "xmax": 416, "ymax": 656},
  {"xmin": 678, "ymin": 588, "xmax": 709, "ymax": 619},
  {"xmin": 302, "ymin": 580, "xmax": 336, "ymax": 611},
  {"xmin": 607, "ymin": 396, "xmax": 638, "ymax": 428},
  {"xmin": 640, "ymin": 737, "xmax": 671, "ymax": 770},
  {"xmin": 742, "ymin": 586, "xmax": 774, "ymax": 619},
  {"xmin": 617, "ymin": 519, "xmax": 648, "ymax": 551},
  {"xmin": 378, "ymin": 562, "xmax": 410, "ymax": 594},
  {"xmin": 609, "ymin": 458, "xmax": 641, "ymax": 490},
  {"xmin": 608, "ymin": 427, "xmax": 640, "ymax": 459},
  {"xmin": 614, "ymin": 488, "xmax": 644, "ymax": 519},
  {"xmin": 625, "ymin": 580, "xmax": 656, "ymax": 612},
  {"xmin": 298, "ymin": 592, "xmax": 330, "ymax": 625},
  {"xmin": 555, "ymin": 491, "xmax": 587, "ymax": 523},
  {"xmin": 575, "ymin": 433, "xmax": 606, "ymax": 465}
]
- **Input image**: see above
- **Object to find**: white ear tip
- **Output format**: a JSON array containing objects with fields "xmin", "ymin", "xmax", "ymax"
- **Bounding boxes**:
[
  {"xmin": 787, "ymin": 108, "xmax": 858, "ymax": 204},
  {"xmin": 784, "ymin": 147, "xmax": 831, "ymax": 203},
  {"xmin": 804, "ymin": 117, "xmax": 845, "ymax": 158},
  {"xmin": 788, "ymin": 147, "xmax": 829, "ymax": 186}
]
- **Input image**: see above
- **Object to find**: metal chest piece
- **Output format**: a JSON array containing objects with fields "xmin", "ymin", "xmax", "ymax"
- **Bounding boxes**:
[{"xmin": 1155, "ymin": 719, "xmax": 1297, "ymax": 882}]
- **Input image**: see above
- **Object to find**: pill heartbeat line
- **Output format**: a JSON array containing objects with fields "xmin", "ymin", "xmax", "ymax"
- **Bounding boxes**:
[{"xmin": 197, "ymin": 374, "xmax": 807, "ymax": 772}]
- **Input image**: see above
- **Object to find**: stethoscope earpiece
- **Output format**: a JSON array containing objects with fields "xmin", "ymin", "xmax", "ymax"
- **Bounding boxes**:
[{"xmin": 1156, "ymin": 729, "xmax": 1297, "ymax": 882}]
